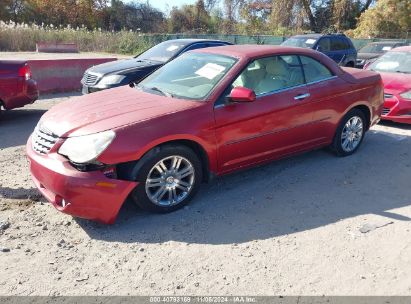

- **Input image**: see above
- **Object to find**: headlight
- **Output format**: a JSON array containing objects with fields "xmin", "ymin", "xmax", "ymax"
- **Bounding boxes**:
[
  {"xmin": 98, "ymin": 75, "xmax": 126, "ymax": 86},
  {"xmin": 59, "ymin": 130, "xmax": 116, "ymax": 164},
  {"xmin": 400, "ymin": 90, "xmax": 411, "ymax": 100}
]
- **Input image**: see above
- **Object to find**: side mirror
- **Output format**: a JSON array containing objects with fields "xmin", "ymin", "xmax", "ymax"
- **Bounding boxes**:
[
  {"xmin": 229, "ymin": 86, "xmax": 256, "ymax": 103},
  {"xmin": 316, "ymin": 45, "xmax": 323, "ymax": 52}
]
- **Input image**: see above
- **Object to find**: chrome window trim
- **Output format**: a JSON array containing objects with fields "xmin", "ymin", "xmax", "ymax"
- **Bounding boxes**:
[
  {"xmin": 255, "ymin": 76, "xmax": 338, "ymax": 99},
  {"xmin": 214, "ymin": 75, "xmax": 338, "ymax": 109},
  {"xmin": 257, "ymin": 83, "xmax": 307, "ymax": 98},
  {"xmin": 305, "ymin": 75, "xmax": 338, "ymax": 86},
  {"xmin": 214, "ymin": 76, "xmax": 338, "ymax": 109}
]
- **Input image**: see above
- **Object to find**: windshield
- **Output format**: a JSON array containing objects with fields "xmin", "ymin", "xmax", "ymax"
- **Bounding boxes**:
[
  {"xmin": 138, "ymin": 52, "xmax": 237, "ymax": 100},
  {"xmin": 368, "ymin": 51, "xmax": 411, "ymax": 74},
  {"xmin": 136, "ymin": 41, "xmax": 187, "ymax": 63},
  {"xmin": 359, "ymin": 44, "xmax": 394, "ymax": 54},
  {"xmin": 281, "ymin": 37, "xmax": 317, "ymax": 48}
]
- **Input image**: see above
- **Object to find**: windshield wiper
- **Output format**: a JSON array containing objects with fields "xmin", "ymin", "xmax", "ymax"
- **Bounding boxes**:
[
  {"xmin": 147, "ymin": 86, "xmax": 173, "ymax": 97},
  {"xmin": 395, "ymin": 70, "xmax": 411, "ymax": 74}
]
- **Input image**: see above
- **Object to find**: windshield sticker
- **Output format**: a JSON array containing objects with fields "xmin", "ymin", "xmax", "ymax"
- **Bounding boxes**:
[
  {"xmin": 375, "ymin": 61, "xmax": 399, "ymax": 70},
  {"xmin": 166, "ymin": 45, "xmax": 180, "ymax": 52},
  {"xmin": 306, "ymin": 39, "xmax": 316, "ymax": 44},
  {"xmin": 382, "ymin": 46, "xmax": 392, "ymax": 51},
  {"xmin": 195, "ymin": 63, "xmax": 226, "ymax": 79}
]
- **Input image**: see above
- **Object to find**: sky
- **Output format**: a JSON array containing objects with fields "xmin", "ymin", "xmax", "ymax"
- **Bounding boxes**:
[{"xmin": 125, "ymin": 0, "xmax": 199, "ymax": 12}]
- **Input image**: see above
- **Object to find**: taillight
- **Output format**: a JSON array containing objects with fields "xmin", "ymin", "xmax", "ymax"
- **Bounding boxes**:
[{"xmin": 18, "ymin": 64, "xmax": 32, "ymax": 80}]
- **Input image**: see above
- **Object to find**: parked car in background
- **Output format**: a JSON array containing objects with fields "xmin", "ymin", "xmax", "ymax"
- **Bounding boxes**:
[
  {"xmin": 366, "ymin": 46, "xmax": 411, "ymax": 124},
  {"xmin": 281, "ymin": 33, "xmax": 357, "ymax": 67},
  {"xmin": 81, "ymin": 39, "xmax": 232, "ymax": 94},
  {"xmin": 28, "ymin": 45, "xmax": 383, "ymax": 224},
  {"xmin": 356, "ymin": 41, "xmax": 408, "ymax": 69},
  {"xmin": 0, "ymin": 61, "xmax": 38, "ymax": 115}
]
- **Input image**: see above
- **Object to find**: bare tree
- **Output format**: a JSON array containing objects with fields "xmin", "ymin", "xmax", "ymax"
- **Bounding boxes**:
[{"xmin": 204, "ymin": 0, "xmax": 219, "ymax": 11}]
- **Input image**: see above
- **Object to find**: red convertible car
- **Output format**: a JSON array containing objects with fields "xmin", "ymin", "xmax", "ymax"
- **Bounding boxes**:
[
  {"xmin": 0, "ymin": 60, "xmax": 38, "ymax": 114},
  {"xmin": 366, "ymin": 46, "xmax": 411, "ymax": 124},
  {"xmin": 27, "ymin": 45, "xmax": 383, "ymax": 224}
]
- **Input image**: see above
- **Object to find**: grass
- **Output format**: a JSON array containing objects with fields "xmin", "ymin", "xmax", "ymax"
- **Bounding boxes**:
[
  {"xmin": 0, "ymin": 21, "xmax": 154, "ymax": 54},
  {"xmin": 1, "ymin": 21, "xmax": 408, "ymax": 54}
]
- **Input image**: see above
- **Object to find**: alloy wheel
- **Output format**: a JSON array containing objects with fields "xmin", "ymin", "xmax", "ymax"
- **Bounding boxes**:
[
  {"xmin": 341, "ymin": 116, "xmax": 364, "ymax": 153},
  {"xmin": 145, "ymin": 155, "xmax": 195, "ymax": 207}
]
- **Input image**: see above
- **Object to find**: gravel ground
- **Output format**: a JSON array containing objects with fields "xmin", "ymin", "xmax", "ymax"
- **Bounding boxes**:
[{"xmin": 1, "ymin": 93, "xmax": 411, "ymax": 296}]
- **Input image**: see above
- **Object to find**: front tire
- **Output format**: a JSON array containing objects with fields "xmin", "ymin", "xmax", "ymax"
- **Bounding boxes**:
[
  {"xmin": 332, "ymin": 109, "xmax": 366, "ymax": 157},
  {"xmin": 131, "ymin": 145, "xmax": 202, "ymax": 213}
]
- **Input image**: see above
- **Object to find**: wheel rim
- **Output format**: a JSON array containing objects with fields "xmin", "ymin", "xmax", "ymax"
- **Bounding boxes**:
[
  {"xmin": 145, "ymin": 155, "xmax": 195, "ymax": 207},
  {"xmin": 341, "ymin": 116, "xmax": 364, "ymax": 152}
]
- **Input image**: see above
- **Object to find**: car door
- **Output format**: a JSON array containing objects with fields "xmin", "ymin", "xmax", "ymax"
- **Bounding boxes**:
[
  {"xmin": 329, "ymin": 37, "xmax": 347, "ymax": 64},
  {"xmin": 214, "ymin": 55, "xmax": 318, "ymax": 173},
  {"xmin": 299, "ymin": 55, "xmax": 348, "ymax": 143},
  {"xmin": 316, "ymin": 37, "xmax": 334, "ymax": 60}
]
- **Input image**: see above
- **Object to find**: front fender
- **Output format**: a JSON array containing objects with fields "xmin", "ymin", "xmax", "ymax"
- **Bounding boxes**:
[{"xmin": 98, "ymin": 128, "xmax": 218, "ymax": 177}]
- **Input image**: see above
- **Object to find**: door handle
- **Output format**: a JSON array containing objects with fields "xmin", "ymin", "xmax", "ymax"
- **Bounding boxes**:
[{"xmin": 294, "ymin": 93, "xmax": 310, "ymax": 100}]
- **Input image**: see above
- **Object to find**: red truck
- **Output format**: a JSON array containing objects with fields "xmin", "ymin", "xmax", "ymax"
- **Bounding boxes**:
[{"xmin": 0, "ymin": 60, "xmax": 39, "ymax": 115}]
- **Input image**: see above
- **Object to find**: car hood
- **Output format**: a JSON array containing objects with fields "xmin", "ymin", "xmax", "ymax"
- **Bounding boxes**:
[
  {"xmin": 357, "ymin": 53, "xmax": 381, "ymax": 60},
  {"xmin": 38, "ymin": 86, "xmax": 201, "ymax": 137},
  {"xmin": 380, "ymin": 72, "xmax": 411, "ymax": 94},
  {"xmin": 88, "ymin": 58, "xmax": 162, "ymax": 75}
]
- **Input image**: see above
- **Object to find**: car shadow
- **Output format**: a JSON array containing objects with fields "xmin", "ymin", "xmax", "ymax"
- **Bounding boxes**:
[
  {"xmin": 0, "ymin": 186, "xmax": 43, "ymax": 201},
  {"xmin": 379, "ymin": 120, "xmax": 411, "ymax": 130},
  {"xmin": 0, "ymin": 108, "xmax": 46, "ymax": 149},
  {"xmin": 77, "ymin": 128, "xmax": 411, "ymax": 245}
]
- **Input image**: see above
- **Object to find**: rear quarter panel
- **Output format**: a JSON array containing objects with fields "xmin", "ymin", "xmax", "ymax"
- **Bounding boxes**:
[
  {"xmin": 0, "ymin": 62, "xmax": 20, "ymax": 108},
  {"xmin": 0, "ymin": 60, "xmax": 37, "ymax": 109},
  {"xmin": 309, "ymin": 69, "xmax": 383, "ymax": 143}
]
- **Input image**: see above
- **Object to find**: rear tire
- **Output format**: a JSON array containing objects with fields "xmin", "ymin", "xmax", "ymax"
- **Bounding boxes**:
[
  {"xmin": 332, "ymin": 109, "xmax": 366, "ymax": 157},
  {"xmin": 131, "ymin": 145, "xmax": 202, "ymax": 213}
]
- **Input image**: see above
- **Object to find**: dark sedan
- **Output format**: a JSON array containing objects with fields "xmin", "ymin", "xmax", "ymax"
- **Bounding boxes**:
[
  {"xmin": 356, "ymin": 41, "xmax": 407, "ymax": 69},
  {"xmin": 0, "ymin": 61, "xmax": 38, "ymax": 115},
  {"xmin": 81, "ymin": 39, "xmax": 232, "ymax": 94}
]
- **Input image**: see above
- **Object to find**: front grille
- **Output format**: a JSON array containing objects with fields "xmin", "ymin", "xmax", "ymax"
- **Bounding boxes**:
[
  {"xmin": 82, "ymin": 72, "xmax": 99, "ymax": 86},
  {"xmin": 31, "ymin": 127, "xmax": 59, "ymax": 154},
  {"xmin": 382, "ymin": 108, "xmax": 391, "ymax": 116},
  {"xmin": 384, "ymin": 93, "xmax": 394, "ymax": 99}
]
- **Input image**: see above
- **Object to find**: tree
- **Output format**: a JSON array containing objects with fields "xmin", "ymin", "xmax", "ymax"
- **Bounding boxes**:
[
  {"xmin": 168, "ymin": 0, "xmax": 212, "ymax": 33},
  {"xmin": 349, "ymin": 0, "xmax": 411, "ymax": 38},
  {"xmin": 223, "ymin": 0, "xmax": 244, "ymax": 33},
  {"xmin": 237, "ymin": 1, "xmax": 272, "ymax": 34}
]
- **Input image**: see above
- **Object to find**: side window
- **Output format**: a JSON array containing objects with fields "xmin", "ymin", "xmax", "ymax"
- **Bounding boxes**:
[
  {"xmin": 318, "ymin": 38, "xmax": 331, "ymax": 51},
  {"xmin": 300, "ymin": 56, "xmax": 333, "ymax": 83},
  {"xmin": 232, "ymin": 55, "xmax": 305, "ymax": 96},
  {"xmin": 342, "ymin": 38, "xmax": 352, "ymax": 50},
  {"xmin": 330, "ymin": 38, "xmax": 347, "ymax": 51}
]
